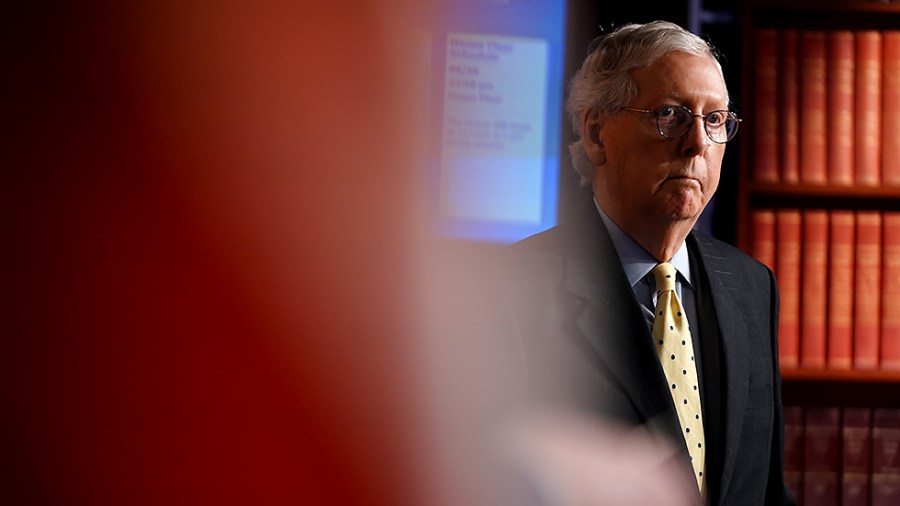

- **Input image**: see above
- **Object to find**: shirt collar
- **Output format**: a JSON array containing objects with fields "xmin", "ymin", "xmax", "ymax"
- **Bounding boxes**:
[{"xmin": 594, "ymin": 197, "xmax": 692, "ymax": 289}]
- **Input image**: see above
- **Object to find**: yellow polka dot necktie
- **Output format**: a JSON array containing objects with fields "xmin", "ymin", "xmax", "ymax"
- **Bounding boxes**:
[{"xmin": 651, "ymin": 262, "xmax": 706, "ymax": 493}]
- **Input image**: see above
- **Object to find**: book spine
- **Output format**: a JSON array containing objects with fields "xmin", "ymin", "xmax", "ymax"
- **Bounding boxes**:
[
  {"xmin": 854, "ymin": 210, "xmax": 882, "ymax": 369},
  {"xmin": 784, "ymin": 405, "xmax": 805, "ymax": 503},
  {"xmin": 882, "ymin": 212, "xmax": 900, "ymax": 369},
  {"xmin": 856, "ymin": 30, "xmax": 883, "ymax": 186},
  {"xmin": 871, "ymin": 408, "xmax": 900, "ymax": 506},
  {"xmin": 751, "ymin": 209, "xmax": 776, "ymax": 271},
  {"xmin": 803, "ymin": 407, "xmax": 841, "ymax": 506},
  {"xmin": 827, "ymin": 31, "xmax": 855, "ymax": 186},
  {"xmin": 842, "ymin": 407, "xmax": 872, "ymax": 506},
  {"xmin": 754, "ymin": 29, "xmax": 780, "ymax": 183},
  {"xmin": 799, "ymin": 31, "xmax": 828, "ymax": 185},
  {"xmin": 781, "ymin": 30, "xmax": 801, "ymax": 184},
  {"xmin": 777, "ymin": 209, "xmax": 802, "ymax": 369},
  {"xmin": 828, "ymin": 210, "xmax": 856, "ymax": 370},
  {"xmin": 801, "ymin": 210, "xmax": 829, "ymax": 368},
  {"xmin": 883, "ymin": 31, "xmax": 900, "ymax": 185}
]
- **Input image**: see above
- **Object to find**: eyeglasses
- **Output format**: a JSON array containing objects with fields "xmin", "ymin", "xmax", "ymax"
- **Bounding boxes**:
[{"xmin": 623, "ymin": 105, "xmax": 741, "ymax": 144}]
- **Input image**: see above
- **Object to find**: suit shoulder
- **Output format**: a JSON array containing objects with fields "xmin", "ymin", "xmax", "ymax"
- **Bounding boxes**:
[
  {"xmin": 510, "ymin": 222, "xmax": 575, "ymax": 256},
  {"xmin": 504, "ymin": 224, "xmax": 573, "ymax": 285},
  {"xmin": 690, "ymin": 230, "xmax": 772, "ymax": 276}
]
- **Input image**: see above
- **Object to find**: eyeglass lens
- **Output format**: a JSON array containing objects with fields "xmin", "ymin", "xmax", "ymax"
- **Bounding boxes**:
[{"xmin": 657, "ymin": 106, "xmax": 738, "ymax": 143}]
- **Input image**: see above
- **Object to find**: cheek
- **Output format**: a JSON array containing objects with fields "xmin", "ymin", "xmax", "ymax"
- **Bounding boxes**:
[
  {"xmin": 704, "ymin": 152, "xmax": 725, "ymax": 190},
  {"xmin": 705, "ymin": 164, "xmax": 721, "ymax": 187},
  {"xmin": 619, "ymin": 158, "xmax": 657, "ymax": 195}
]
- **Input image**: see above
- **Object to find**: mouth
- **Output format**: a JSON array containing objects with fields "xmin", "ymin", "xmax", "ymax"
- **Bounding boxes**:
[
  {"xmin": 666, "ymin": 175, "xmax": 700, "ymax": 184},
  {"xmin": 662, "ymin": 176, "xmax": 702, "ymax": 192}
]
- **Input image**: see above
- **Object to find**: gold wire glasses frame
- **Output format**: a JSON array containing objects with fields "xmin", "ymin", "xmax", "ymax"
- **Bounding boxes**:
[{"xmin": 623, "ymin": 105, "xmax": 742, "ymax": 144}]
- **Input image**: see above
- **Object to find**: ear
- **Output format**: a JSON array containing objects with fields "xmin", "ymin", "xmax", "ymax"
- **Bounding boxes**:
[{"xmin": 580, "ymin": 107, "xmax": 606, "ymax": 166}]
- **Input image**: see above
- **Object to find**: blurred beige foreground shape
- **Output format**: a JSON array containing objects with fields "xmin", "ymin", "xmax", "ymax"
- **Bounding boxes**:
[
  {"xmin": 417, "ymin": 241, "xmax": 699, "ymax": 506},
  {"xmin": 501, "ymin": 411, "xmax": 698, "ymax": 506}
]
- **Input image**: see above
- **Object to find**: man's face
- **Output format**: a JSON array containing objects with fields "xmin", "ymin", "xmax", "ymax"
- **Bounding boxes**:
[{"xmin": 593, "ymin": 51, "xmax": 727, "ymax": 229}]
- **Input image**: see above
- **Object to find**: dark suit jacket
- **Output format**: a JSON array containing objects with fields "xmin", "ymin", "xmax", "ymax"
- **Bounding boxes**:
[{"xmin": 503, "ymin": 203, "xmax": 795, "ymax": 506}]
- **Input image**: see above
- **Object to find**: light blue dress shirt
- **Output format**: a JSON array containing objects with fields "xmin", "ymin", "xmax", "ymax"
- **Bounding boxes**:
[{"xmin": 594, "ymin": 199, "xmax": 698, "ymax": 332}]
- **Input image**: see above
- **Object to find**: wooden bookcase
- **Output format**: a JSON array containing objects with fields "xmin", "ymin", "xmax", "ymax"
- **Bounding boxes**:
[{"xmin": 735, "ymin": 0, "xmax": 900, "ymax": 407}]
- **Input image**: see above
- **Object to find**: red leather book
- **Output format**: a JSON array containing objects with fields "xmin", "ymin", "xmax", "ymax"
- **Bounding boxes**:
[
  {"xmin": 803, "ymin": 407, "xmax": 840, "ymax": 506},
  {"xmin": 799, "ymin": 31, "xmax": 828, "ymax": 185},
  {"xmin": 828, "ymin": 210, "xmax": 855, "ymax": 370},
  {"xmin": 781, "ymin": 30, "xmax": 801, "ymax": 184},
  {"xmin": 855, "ymin": 30, "xmax": 882, "ymax": 186},
  {"xmin": 777, "ymin": 209, "xmax": 802, "ymax": 369},
  {"xmin": 801, "ymin": 210, "xmax": 829, "ymax": 368},
  {"xmin": 827, "ymin": 31, "xmax": 855, "ymax": 186},
  {"xmin": 884, "ymin": 31, "xmax": 900, "ymax": 185},
  {"xmin": 854, "ymin": 210, "xmax": 882, "ymax": 370},
  {"xmin": 842, "ymin": 408, "xmax": 872, "ymax": 506},
  {"xmin": 871, "ymin": 409, "xmax": 900, "ymax": 506},
  {"xmin": 783, "ymin": 406, "xmax": 805, "ymax": 503},
  {"xmin": 882, "ymin": 212, "xmax": 900, "ymax": 370},
  {"xmin": 754, "ymin": 29, "xmax": 779, "ymax": 183},
  {"xmin": 751, "ymin": 209, "xmax": 776, "ymax": 271}
]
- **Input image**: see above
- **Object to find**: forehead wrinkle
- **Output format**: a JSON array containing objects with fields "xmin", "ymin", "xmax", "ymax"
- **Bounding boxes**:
[{"xmin": 633, "ymin": 53, "xmax": 730, "ymax": 110}]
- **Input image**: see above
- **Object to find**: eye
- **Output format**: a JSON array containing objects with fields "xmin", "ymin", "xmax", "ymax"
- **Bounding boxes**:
[
  {"xmin": 706, "ymin": 111, "xmax": 727, "ymax": 126},
  {"xmin": 656, "ymin": 106, "xmax": 677, "ymax": 118}
]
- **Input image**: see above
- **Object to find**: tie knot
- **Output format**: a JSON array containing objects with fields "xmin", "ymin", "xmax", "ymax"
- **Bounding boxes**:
[{"xmin": 653, "ymin": 262, "xmax": 677, "ymax": 292}]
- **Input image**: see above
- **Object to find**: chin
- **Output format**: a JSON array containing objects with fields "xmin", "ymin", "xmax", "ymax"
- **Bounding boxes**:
[{"xmin": 662, "ymin": 197, "xmax": 703, "ymax": 222}]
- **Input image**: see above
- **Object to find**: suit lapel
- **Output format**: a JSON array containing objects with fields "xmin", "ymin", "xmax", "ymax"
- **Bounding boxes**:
[
  {"xmin": 690, "ymin": 233, "xmax": 751, "ymax": 505},
  {"xmin": 564, "ymin": 211, "xmax": 684, "ymax": 443}
]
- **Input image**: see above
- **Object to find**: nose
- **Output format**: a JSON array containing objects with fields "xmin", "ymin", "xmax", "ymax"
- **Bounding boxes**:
[{"xmin": 680, "ymin": 115, "xmax": 711, "ymax": 157}]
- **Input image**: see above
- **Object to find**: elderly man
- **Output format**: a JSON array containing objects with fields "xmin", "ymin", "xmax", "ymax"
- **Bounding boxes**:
[{"xmin": 504, "ymin": 21, "xmax": 794, "ymax": 505}]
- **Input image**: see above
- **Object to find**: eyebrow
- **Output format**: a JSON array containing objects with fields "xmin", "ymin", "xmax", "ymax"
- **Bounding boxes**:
[{"xmin": 659, "ymin": 91, "xmax": 729, "ymax": 109}]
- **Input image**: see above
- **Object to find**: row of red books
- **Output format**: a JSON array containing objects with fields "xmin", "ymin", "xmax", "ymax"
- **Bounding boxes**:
[
  {"xmin": 751, "ymin": 209, "xmax": 900, "ymax": 370},
  {"xmin": 784, "ymin": 406, "xmax": 900, "ymax": 506},
  {"xmin": 752, "ymin": 28, "xmax": 900, "ymax": 186}
]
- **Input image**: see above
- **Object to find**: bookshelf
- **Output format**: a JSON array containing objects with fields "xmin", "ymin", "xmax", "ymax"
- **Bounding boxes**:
[
  {"xmin": 781, "ymin": 368, "xmax": 900, "ymax": 408},
  {"xmin": 737, "ymin": 0, "xmax": 900, "ymax": 381},
  {"xmin": 736, "ymin": 3, "xmax": 900, "ymax": 502}
]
